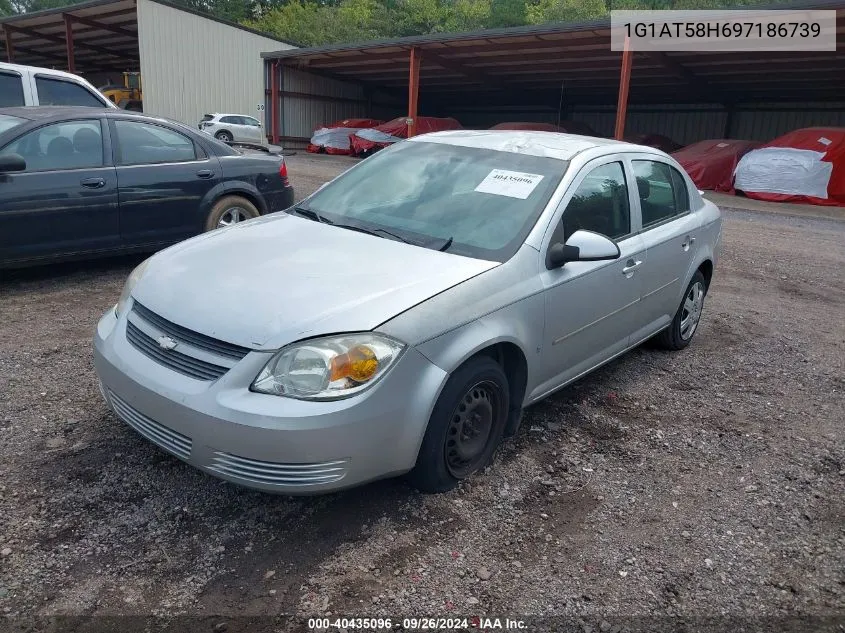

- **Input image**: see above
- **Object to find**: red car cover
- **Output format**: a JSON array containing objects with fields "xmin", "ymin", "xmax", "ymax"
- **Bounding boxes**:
[
  {"xmin": 672, "ymin": 139, "xmax": 762, "ymax": 194},
  {"xmin": 350, "ymin": 117, "xmax": 462, "ymax": 154},
  {"xmin": 307, "ymin": 118, "xmax": 384, "ymax": 155},
  {"xmin": 733, "ymin": 128, "xmax": 845, "ymax": 206},
  {"xmin": 490, "ymin": 120, "xmax": 597, "ymax": 135},
  {"xmin": 627, "ymin": 133, "xmax": 682, "ymax": 153}
]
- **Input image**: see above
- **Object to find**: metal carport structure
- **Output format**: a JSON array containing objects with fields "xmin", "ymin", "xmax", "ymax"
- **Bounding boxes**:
[
  {"xmin": 1, "ymin": 0, "xmax": 296, "ymax": 127},
  {"xmin": 261, "ymin": 0, "xmax": 845, "ymax": 148}
]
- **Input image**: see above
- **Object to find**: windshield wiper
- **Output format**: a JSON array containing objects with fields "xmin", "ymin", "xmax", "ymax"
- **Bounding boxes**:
[
  {"xmin": 332, "ymin": 222, "xmax": 420, "ymax": 246},
  {"xmin": 437, "ymin": 237, "xmax": 454, "ymax": 252},
  {"xmin": 292, "ymin": 205, "xmax": 333, "ymax": 224}
]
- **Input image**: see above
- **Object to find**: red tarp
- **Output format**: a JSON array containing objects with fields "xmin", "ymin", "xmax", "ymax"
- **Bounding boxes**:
[
  {"xmin": 733, "ymin": 127, "xmax": 845, "ymax": 206},
  {"xmin": 349, "ymin": 116, "xmax": 463, "ymax": 154},
  {"xmin": 490, "ymin": 120, "xmax": 597, "ymax": 135},
  {"xmin": 671, "ymin": 139, "xmax": 762, "ymax": 194},
  {"xmin": 627, "ymin": 133, "xmax": 683, "ymax": 153},
  {"xmin": 307, "ymin": 118, "xmax": 384, "ymax": 155}
]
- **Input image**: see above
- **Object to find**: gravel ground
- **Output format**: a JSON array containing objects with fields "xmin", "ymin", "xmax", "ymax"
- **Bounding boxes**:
[{"xmin": 0, "ymin": 153, "xmax": 843, "ymax": 633}]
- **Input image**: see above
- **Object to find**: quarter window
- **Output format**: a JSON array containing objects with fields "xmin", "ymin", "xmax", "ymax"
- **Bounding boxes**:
[
  {"xmin": 562, "ymin": 161, "xmax": 630, "ymax": 241},
  {"xmin": 114, "ymin": 120, "xmax": 197, "ymax": 165},
  {"xmin": 0, "ymin": 72, "xmax": 25, "ymax": 107},
  {"xmin": 632, "ymin": 160, "xmax": 690, "ymax": 227},
  {"xmin": 0, "ymin": 120, "xmax": 104, "ymax": 171},
  {"xmin": 35, "ymin": 76, "xmax": 106, "ymax": 108}
]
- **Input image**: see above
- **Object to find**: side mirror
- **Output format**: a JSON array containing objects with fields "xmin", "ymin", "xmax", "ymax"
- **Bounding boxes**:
[
  {"xmin": 0, "ymin": 154, "xmax": 26, "ymax": 173},
  {"xmin": 547, "ymin": 230, "xmax": 621, "ymax": 269}
]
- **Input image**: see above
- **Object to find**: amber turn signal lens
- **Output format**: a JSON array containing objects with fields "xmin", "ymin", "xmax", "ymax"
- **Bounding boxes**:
[{"xmin": 329, "ymin": 345, "xmax": 379, "ymax": 383}]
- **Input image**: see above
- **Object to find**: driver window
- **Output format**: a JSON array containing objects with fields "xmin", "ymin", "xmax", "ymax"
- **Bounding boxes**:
[
  {"xmin": 0, "ymin": 120, "xmax": 103, "ymax": 171},
  {"xmin": 562, "ymin": 161, "xmax": 630, "ymax": 241}
]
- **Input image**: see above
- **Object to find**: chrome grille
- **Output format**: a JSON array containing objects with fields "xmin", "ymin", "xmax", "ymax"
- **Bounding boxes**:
[
  {"xmin": 132, "ymin": 302, "xmax": 250, "ymax": 361},
  {"xmin": 126, "ymin": 320, "xmax": 228, "ymax": 381},
  {"xmin": 108, "ymin": 390, "xmax": 192, "ymax": 460},
  {"xmin": 208, "ymin": 452, "xmax": 348, "ymax": 487}
]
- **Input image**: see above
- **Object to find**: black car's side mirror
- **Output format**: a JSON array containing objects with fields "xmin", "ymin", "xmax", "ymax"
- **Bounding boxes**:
[
  {"xmin": 547, "ymin": 230, "xmax": 621, "ymax": 269},
  {"xmin": 0, "ymin": 154, "xmax": 26, "ymax": 174}
]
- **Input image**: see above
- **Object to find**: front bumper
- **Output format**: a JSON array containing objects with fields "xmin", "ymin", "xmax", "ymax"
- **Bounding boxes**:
[{"xmin": 93, "ymin": 306, "xmax": 447, "ymax": 494}]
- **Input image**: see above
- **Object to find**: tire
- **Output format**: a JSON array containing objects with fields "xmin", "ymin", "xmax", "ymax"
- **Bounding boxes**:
[
  {"xmin": 215, "ymin": 130, "xmax": 233, "ymax": 143},
  {"xmin": 204, "ymin": 195, "xmax": 260, "ymax": 232},
  {"xmin": 655, "ymin": 270, "xmax": 707, "ymax": 351},
  {"xmin": 407, "ymin": 356, "xmax": 510, "ymax": 493}
]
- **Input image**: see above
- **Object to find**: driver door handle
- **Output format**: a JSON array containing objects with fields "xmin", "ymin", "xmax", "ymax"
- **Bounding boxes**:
[
  {"xmin": 682, "ymin": 236, "xmax": 696, "ymax": 250},
  {"xmin": 80, "ymin": 177, "xmax": 105, "ymax": 189},
  {"xmin": 622, "ymin": 259, "xmax": 642, "ymax": 276}
]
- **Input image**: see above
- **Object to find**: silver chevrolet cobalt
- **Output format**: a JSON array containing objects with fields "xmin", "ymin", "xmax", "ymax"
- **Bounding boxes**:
[{"xmin": 93, "ymin": 130, "xmax": 722, "ymax": 494}]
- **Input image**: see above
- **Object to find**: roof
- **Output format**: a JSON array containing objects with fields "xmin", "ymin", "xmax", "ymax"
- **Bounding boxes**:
[
  {"xmin": 409, "ymin": 129, "xmax": 634, "ymax": 162},
  {"xmin": 262, "ymin": 0, "xmax": 845, "ymax": 106},
  {"xmin": 0, "ymin": 0, "xmax": 297, "ymax": 74}
]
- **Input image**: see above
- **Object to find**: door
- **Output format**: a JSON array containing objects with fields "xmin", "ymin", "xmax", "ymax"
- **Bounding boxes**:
[
  {"xmin": 110, "ymin": 118, "xmax": 220, "ymax": 246},
  {"xmin": 0, "ymin": 118, "xmax": 119, "ymax": 264},
  {"xmin": 240, "ymin": 116, "xmax": 264, "ymax": 143},
  {"xmin": 629, "ymin": 156, "xmax": 702, "ymax": 337},
  {"xmin": 535, "ymin": 158, "xmax": 647, "ymax": 397}
]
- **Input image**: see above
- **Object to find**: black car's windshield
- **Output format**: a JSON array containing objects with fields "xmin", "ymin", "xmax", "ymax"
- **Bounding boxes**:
[
  {"xmin": 300, "ymin": 140, "xmax": 569, "ymax": 262},
  {"xmin": 0, "ymin": 114, "xmax": 25, "ymax": 136}
]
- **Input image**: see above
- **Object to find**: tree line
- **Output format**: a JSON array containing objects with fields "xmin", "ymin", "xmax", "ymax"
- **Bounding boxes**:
[{"xmin": 2, "ymin": 0, "xmax": 795, "ymax": 47}]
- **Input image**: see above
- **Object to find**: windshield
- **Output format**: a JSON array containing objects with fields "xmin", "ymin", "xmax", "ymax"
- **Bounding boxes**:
[
  {"xmin": 298, "ymin": 140, "xmax": 568, "ymax": 262},
  {"xmin": 0, "ymin": 114, "xmax": 25, "ymax": 136}
]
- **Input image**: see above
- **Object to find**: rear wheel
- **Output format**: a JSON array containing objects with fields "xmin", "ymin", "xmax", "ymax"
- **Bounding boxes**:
[
  {"xmin": 204, "ymin": 196, "xmax": 260, "ymax": 232},
  {"xmin": 655, "ymin": 270, "xmax": 707, "ymax": 351},
  {"xmin": 408, "ymin": 356, "xmax": 509, "ymax": 493},
  {"xmin": 215, "ymin": 130, "xmax": 233, "ymax": 143}
]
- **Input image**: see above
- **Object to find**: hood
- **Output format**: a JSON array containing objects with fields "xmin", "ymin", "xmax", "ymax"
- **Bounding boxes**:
[{"xmin": 132, "ymin": 214, "xmax": 498, "ymax": 350}]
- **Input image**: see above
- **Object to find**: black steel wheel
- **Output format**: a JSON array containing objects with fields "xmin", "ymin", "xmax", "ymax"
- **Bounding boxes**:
[{"xmin": 408, "ymin": 356, "xmax": 509, "ymax": 493}]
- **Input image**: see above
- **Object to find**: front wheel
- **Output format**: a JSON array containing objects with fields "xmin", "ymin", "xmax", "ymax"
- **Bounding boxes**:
[
  {"xmin": 204, "ymin": 195, "xmax": 260, "ymax": 232},
  {"xmin": 655, "ymin": 270, "xmax": 707, "ymax": 351},
  {"xmin": 407, "ymin": 356, "xmax": 509, "ymax": 493}
]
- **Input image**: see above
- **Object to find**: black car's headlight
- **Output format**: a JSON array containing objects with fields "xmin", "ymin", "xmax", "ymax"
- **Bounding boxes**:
[{"xmin": 251, "ymin": 333, "xmax": 405, "ymax": 401}]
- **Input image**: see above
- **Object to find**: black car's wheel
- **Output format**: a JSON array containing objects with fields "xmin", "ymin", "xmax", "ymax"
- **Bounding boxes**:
[
  {"xmin": 215, "ymin": 130, "xmax": 233, "ymax": 143},
  {"xmin": 655, "ymin": 270, "xmax": 707, "ymax": 351},
  {"xmin": 408, "ymin": 356, "xmax": 509, "ymax": 493},
  {"xmin": 205, "ymin": 196, "xmax": 260, "ymax": 231}
]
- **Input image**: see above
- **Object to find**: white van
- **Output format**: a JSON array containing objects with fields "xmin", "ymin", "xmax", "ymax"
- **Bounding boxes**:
[{"xmin": 0, "ymin": 62, "xmax": 116, "ymax": 109}]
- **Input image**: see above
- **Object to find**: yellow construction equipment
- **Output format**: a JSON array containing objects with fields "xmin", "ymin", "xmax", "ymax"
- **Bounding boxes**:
[{"xmin": 99, "ymin": 72, "xmax": 142, "ymax": 110}]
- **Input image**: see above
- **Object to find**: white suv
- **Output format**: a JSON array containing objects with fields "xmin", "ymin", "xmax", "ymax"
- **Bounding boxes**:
[
  {"xmin": 198, "ymin": 113, "xmax": 265, "ymax": 145},
  {"xmin": 0, "ymin": 62, "xmax": 115, "ymax": 109}
]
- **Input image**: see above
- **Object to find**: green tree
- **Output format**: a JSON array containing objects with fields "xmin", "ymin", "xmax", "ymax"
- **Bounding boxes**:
[
  {"xmin": 488, "ymin": 0, "xmax": 525, "ymax": 28},
  {"xmin": 525, "ymin": 0, "xmax": 606, "ymax": 24}
]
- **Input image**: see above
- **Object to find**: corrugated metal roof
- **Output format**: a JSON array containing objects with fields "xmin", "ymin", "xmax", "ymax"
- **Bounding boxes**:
[{"xmin": 261, "ymin": 0, "xmax": 845, "ymax": 106}]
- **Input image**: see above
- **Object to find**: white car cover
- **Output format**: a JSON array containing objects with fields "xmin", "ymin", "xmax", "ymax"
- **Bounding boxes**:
[{"xmin": 734, "ymin": 147, "xmax": 833, "ymax": 200}]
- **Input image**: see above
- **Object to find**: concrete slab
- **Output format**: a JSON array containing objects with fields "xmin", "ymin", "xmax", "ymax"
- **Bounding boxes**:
[{"xmin": 703, "ymin": 191, "xmax": 845, "ymax": 222}]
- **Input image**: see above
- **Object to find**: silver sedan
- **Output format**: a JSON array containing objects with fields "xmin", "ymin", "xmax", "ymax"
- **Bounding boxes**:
[{"xmin": 93, "ymin": 130, "xmax": 722, "ymax": 494}]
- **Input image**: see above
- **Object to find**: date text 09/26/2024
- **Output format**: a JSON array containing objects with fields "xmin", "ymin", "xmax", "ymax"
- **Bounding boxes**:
[{"xmin": 307, "ymin": 617, "xmax": 528, "ymax": 630}]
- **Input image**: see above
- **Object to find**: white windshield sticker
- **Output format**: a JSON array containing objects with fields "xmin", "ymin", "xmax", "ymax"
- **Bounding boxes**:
[
  {"xmin": 818, "ymin": 137, "xmax": 832, "ymax": 146},
  {"xmin": 475, "ymin": 169, "xmax": 544, "ymax": 199}
]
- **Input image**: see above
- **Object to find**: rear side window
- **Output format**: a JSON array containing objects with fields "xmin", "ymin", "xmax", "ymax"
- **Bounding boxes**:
[
  {"xmin": 114, "ymin": 120, "xmax": 197, "ymax": 165},
  {"xmin": 0, "ymin": 72, "xmax": 25, "ymax": 107},
  {"xmin": 0, "ymin": 120, "xmax": 104, "ymax": 172},
  {"xmin": 632, "ymin": 160, "xmax": 690, "ymax": 227},
  {"xmin": 35, "ymin": 76, "xmax": 105, "ymax": 107},
  {"xmin": 220, "ymin": 116, "xmax": 238, "ymax": 124}
]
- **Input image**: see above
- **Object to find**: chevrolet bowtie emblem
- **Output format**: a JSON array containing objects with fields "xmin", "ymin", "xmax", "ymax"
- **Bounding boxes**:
[{"xmin": 157, "ymin": 335, "xmax": 178, "ymax": 351}]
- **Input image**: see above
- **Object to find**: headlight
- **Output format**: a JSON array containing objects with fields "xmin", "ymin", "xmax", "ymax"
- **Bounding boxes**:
[
  {"xmin": 114, "ymin": 258, "xmax": 151, "ymax": 318},
  {"xmin": 251, "ymin": 333, "xmax": 406, "ymax": 400}
]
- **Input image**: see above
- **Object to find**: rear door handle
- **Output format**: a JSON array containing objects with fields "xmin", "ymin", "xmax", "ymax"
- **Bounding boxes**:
[
  {"xmin": 80, "ymin": 177, "xmax": 105, "ymax": 189},
  {"xmin": 622, "ymin": 259, "xmax": 642, "ymax": 276},
  {"xmin": 196, "ymin": 169, "xmax": 215, "ymax": 179}
]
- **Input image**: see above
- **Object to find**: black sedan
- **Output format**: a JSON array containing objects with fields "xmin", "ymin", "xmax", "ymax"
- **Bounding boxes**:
[{"xmin": 0, "ymin": 107, "xmax": 294, "ymax": 268}]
